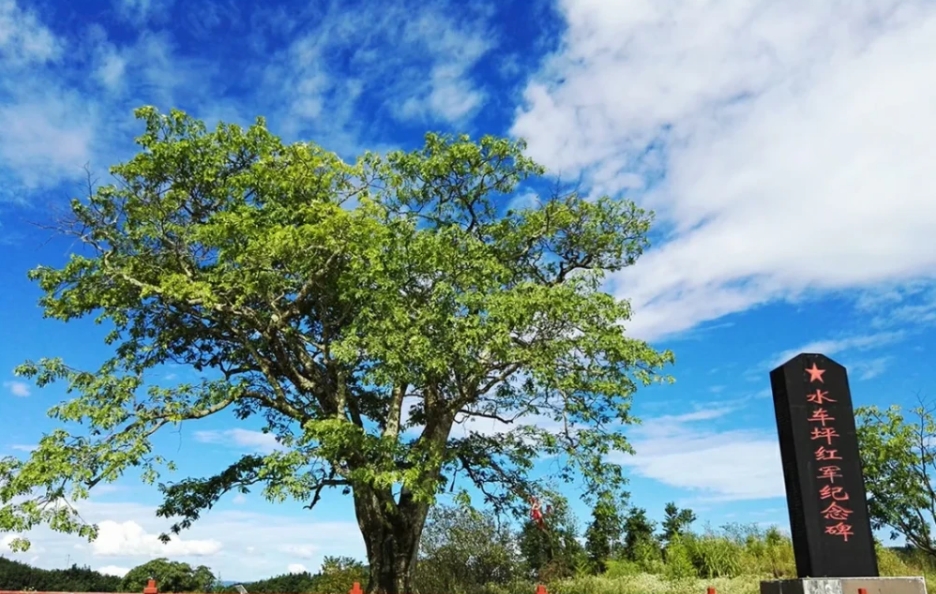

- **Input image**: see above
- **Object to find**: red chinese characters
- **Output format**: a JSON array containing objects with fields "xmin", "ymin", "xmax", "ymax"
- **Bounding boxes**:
[
  {"xmin": 816, "ymin": 465, "xmax": 842, "ymax": 483},
  {"xmin": 814, "ymin": 447, "xmax": 842, "ymax": 461},
  {"xmin": 807, "ymin": 408, "xmax": 835, "ymax": 426},
  {"xmin": 806, "ymin": 389, "xmax": 837, "ymax": 405},
  {"xmin": 809, "ymin": 426, "xmax": 839, "ymax": 444},
  {"xmin": 807, "ymin": 363, "xmax": 854, "ymax": 542}
]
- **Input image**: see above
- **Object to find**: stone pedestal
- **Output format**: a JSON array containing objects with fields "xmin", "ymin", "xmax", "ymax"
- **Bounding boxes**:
[{"xmin": 761, "ymin": 577, "xmax": 927, "ymax": 594}]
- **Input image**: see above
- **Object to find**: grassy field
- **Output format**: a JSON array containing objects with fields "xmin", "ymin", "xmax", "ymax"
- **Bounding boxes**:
[
  {"xmin": 460, "ymin": 537, "xmax": 936, "ymax": 594},
  {"xmin": 475, "ymin": 542, "xmax": 935, "ymax": 594}
]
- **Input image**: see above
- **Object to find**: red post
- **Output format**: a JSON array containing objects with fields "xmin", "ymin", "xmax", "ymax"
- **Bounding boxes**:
[
  {"xmin": 858, "ymin": 589, "xmax": 868, "ymax": 594},
  {"xmin": 143, "ymin": 579, "xmax": 158, "ymax": 594},
  {"xmin": 707, "ymin": 588, "xmax": 717, "ymax": 594},
  {"xmin": 349, "ymin": 582, "xmax": 364, "ymax": 594},
  {"xmin": 536, "ymin": 585, "xmax": 548, "ymax": 594}
]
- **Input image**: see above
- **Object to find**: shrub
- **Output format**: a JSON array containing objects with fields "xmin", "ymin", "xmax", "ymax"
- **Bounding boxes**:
[
  {"xmin": 685, "ymin": 533, "xmax": 743, "ymax": 579},
  {"xmin": 663, "ymin": 537, "xmax": 697, "ymax": 581}
]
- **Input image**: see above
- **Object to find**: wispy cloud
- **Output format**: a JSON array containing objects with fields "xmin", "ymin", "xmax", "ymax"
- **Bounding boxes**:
[
  {"xmin": 851, "ymin": 356, "xmax": 894, "ymax": 381},
  {"xmin": 260, "ymin": 0, "xmax": 495, "ymax": 151},
  {"xmin": 0, "ymin": 0, "xmax": 496, "ymax": 206},
  {"xmin": 3, "ymin": 380, "xmax": 30, "ymax": 397},
  {"xmin": 92, "ymin": 519, "xmax": 221, "ymax": 557},
  {"xmin": 0, "ymin": 0, "xmax": 63, "ymax": 67},
  {"xmin": 768, "ymin": 331, "xmax": 906, "ymax": 370},
  {"xmin": 858, "ymin": 283, "xmax": 936, "ymax": 330},
  {"xmin": 613, "ymin": 403, "xmax": 784, "ymax": 501},
  {"xmin": 514, "ymin": 0, "xmax": 936, "ymax": 341},
  {"xmin": 193, "ymin": 428, "xmax": 281, "ymax": 454},
  {"xmin": 112, "ymin": 0, "xmax": 176, "ymax": 28},
  {"xmin": 5, "ymin": 499, "xmax": 361, "ymax": 580},
  {"xmin": 97, "ymin": 565, "xmax": 130, "ymax": 578}
]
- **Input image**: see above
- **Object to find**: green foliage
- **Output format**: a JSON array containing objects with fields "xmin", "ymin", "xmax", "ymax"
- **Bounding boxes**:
[
  {"xmin": 120, "ymin": 558, "xmax": 215, "ymax": 593},
  {"xmin": 517, "ymin": 496, "xmax": 584, "ymax": 581},
  {"xmin": 230, "ymin": 571, "xmax": 317, "ymax": 594},
  {"xmin": 309, "ymin": 557, "xmax": 368, "ymax": 594},
  {"xmin": 416, "ymin": 503, "xmax": 521, "ymax": 594},
  {"xmin": 584, "ymin": 491, "xmax": 626, "ymax": 572},
  {"xmin": 621, "ymin": 507, "xmax": 659, "ymax": 566},
  {"xmin": 0, "ymin": 557, "xmax": 121, "ymax": 592},
  {"xmin": 224, "ymin": 557, "xmax": 366, "ymax": 594},
  {"xmin": 660, "ymin": 502, "xmax": 696, "ymax": 545},
  {"xmin": 856, "ymin": 402, "xmax": 936, "ymax": 558},
  {"xmin": 734, "ymin": 526, "xmax": 795, "ymax": 578},
  {"xmin": 11, "ymin": 518, "xmax": 936, "ymax": 594},
  {"xmin": 683, "ymin": 533, "xmax": 743, "ymax": 579},
  {"xmin": 661, "ymin": 537, "xmax": 695, "ymax": 582},
  {"xmin": 0, "ymin": 106, "xmax": 671, "ymax": 592}
]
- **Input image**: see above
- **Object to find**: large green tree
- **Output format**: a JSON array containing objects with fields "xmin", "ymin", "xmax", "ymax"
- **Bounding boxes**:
[
  {"xmin": 120, "ymin": 558, "xmax": 215, "ymax": 593},
  {"xmin": 856, "ymin": 402, "xmax": 936, "ymax": 558},
  {"xmin": 0, "ymin": 107, "xmax": 672, "ymax": 594}
]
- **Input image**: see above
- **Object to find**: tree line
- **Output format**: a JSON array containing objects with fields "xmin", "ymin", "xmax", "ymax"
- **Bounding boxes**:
[{"xmin": 4, "ymin": 495, "xmax": 936, "ymax": 593}]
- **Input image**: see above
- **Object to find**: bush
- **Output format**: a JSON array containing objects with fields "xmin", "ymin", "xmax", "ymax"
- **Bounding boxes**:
[
  {"xmin": 685, "ymin": 533, "xmax": 743, "ymax": 579},
  {"xmin": 662, "ymin": 537, "xmax": 696, "ymax": 581},
  {"xmin": 735, "ymin": 526, "xmax": 796, "ymax": 578}
]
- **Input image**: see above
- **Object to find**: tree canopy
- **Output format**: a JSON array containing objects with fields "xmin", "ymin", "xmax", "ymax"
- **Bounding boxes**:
[
  {"xmin": 120, "ymin": 558, "xmax": 215, "ymax": 593},
  {"xmin": 416, "ymin": 503, "xmax": 519, "ymax": 592},
  {"xmin": 584, "ymin": 491, "xmax": 625, "ymax": 572},
  {"xmin": 0, "ymin": 106, "xmax": 672, "ymax": 593},
  {"xmin": 0, "ymin": 557, "xmax": 120, "ymax": 592},
  {"xmin": 856, "ymin": 401, "xmax": 936, "ymax": 558}
]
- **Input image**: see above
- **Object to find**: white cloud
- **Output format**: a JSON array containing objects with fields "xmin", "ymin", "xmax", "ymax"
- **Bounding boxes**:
[
  {"xmin": 1, "ymin": 0, "xmax": 495, "ymax": 205},
  {"xmin": 513, "ymin": 0, "xmax": 936, "ymax": 340},
  {"xmin": 264, "ymin": 0, "xmax": 493, "ymax": 145},
  {"xmin": 0, "ymin": 95, "xmax": 96, "ymax": 189},
  {"xmin": 113, "ymin": 0, "xmax": 175, "ymax": 27},
  {"xmin": 193, "ymin": 428, "xmax": 281, "ymax": 453},
  {"xmin": 10, "ymin": 444, "xmax": 36, "ymax": 452},
  {"xmin": 769, "ymin": 331, "xmax": 905, "ymax": 370},
  {"xmin": 0, "ymin": 0, "xmax": 62, "ymax": 67},
  {"xmin": 858, "ymin": 283, "xmax": 936, "ymax": 329},
  {"xmin": 279, "ymin": 544, "xmax": 318, "ymax": 559},
  {"xmin": 232, "ymin": 493, "xmax": 247, "ymax": 505},
  {"xmin": 852, "ymin": 356, "xmax": 893, "ymax": 381},
  {"xmin": 7, "ymin": 499, "xmax": 362, "ymax": 581},
  {"xmin": 98, "ymin": 565, "xmax": 131, "ymax": 578},
  {"xmin": 3, "ymin": 380, "xmax": 30, "ymax": 397},
  {"xmin": 1, "ymin": 533, "xmax": 19, "ymax": 552},
  {"xmin": 287, "ymin": 563, "xmax": 307, "ymax": 574},
  {"xmin": 92, "ymin": 520, "xmax": 221, "ymax": 557},
  {"xmin": 0, "ymin": 1, "xmax": 222, "ymax": 200},
  {"xmin": 1, "ymin": 533, "xmax": 44, "ymax": 554},
  {"xmin": 614, "ymin": 405, "xmax": 784, "ymax": 501},
  {"xmin": 390, "ymin": 11, "xmax": 492, "ymax": 123}
]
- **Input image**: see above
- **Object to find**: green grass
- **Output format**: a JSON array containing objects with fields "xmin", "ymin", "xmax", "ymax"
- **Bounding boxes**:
[{"xmin": 470, "ymin": 536, "xmax": 936, "ymax": 594}]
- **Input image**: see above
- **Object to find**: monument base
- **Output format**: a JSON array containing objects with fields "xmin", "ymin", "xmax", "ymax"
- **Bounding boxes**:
[{"xmin": 761, "ymin": 577, "xmax": 927, "ymax": 594}]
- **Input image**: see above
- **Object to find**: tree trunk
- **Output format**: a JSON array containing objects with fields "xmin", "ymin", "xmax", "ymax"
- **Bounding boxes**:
[{"xmin": 353, "ymin": 486, "xmax": 428, "ymax": 594}]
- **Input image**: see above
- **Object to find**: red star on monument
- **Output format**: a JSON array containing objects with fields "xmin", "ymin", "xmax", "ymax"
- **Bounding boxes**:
[{"xmin": 806, "ymin": 362, "xmax": 826, "ymax": 383}]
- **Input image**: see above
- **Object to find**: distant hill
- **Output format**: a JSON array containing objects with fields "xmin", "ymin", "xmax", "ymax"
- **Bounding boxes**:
[
  {"xmin": 0, "ymin": 556, "xmax": 122, "ymax": 592},
  {"xmin": 0, "ymin": 556, "xmax": 365, "ymax": 594}
]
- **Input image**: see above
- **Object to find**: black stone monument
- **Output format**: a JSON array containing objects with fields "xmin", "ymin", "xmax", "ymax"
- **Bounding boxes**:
[{"xmin": 770, "ymin": 353, "xmax": 878, "ymax": 578}]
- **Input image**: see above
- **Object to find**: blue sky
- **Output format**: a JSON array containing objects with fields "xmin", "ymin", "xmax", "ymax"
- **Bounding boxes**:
[{"xmin": 3, "ymin": 0, "xmax": 936, "ymax": 582}]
